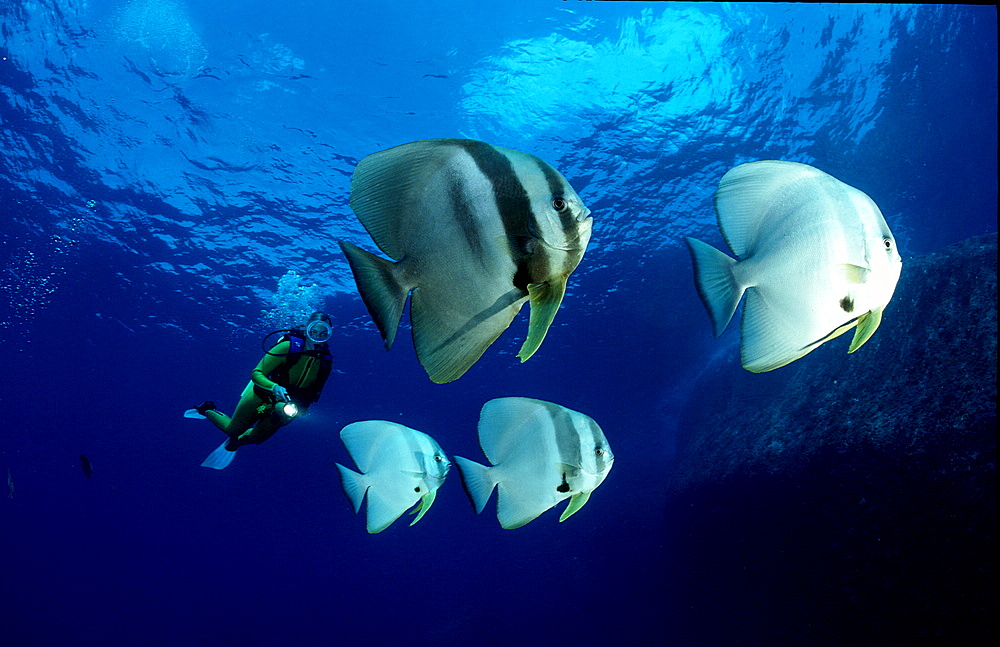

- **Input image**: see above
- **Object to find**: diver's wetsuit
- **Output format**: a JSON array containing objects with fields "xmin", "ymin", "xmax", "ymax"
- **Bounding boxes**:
[{"xmin": 205, "ymin": 336, "xmax": 331, "ymax": 448}]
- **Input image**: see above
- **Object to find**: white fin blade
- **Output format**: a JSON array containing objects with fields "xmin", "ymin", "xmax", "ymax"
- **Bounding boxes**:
[{"xmin": 201, "ymin": 441, "xmax": 236, "ymax": 470}]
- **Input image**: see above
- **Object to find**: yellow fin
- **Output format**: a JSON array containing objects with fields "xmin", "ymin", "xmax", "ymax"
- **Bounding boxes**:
[
  {"xmin": 848, "ymin": 307, "xmax": 883, "ymax": 353},
  {"xmin": 559, "ymin": 491, "xmax": 592, "ymax": 522},
  {"xmin": 517, "ymin": 278, "xmax": 567, "ymax": 362},
  {"xmin": 409, "ymin": 488, "xmax": 437, "ymax": 526}
]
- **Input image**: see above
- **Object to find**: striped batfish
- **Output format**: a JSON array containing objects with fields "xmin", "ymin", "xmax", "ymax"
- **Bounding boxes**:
[
  {"xmin": 338, "ymin": 138, "xmax": 593, "ymax": 384},
  {"xmin": 454, "ymin": 397, "xmax": 614, "ymax": 530},
  {"xmin": 686, "ymin": 160, "xmax": 903, "ymax": 372},
  {"xmin": 336, "ymin": 420, "xmax": 451, "ymax": 534}
]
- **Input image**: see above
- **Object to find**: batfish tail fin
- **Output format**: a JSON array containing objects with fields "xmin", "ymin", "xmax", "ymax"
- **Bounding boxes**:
[
  {"xmin": 518, "ymin": 278, "xmax": 567, "ymax": 362},
  {"xmin": 338, "ymin": 240, "xmax": 408, "ymax": 350},
  {"xmin": 336, "ymin": 463, "xmax": 369, "ymax": 514},
  {"xmin": 454, "ymin": 456, "xmax": 496, "ymax": 515},
  {"xmin": 201, "ymin": 441, "xmax": 237, "ymax": 470},
  {"xmin": 685, "ymin": 237, "xmax": 743, "ymax": 337}
]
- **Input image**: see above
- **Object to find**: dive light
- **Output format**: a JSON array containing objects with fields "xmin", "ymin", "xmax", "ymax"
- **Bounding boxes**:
[{"xmin": 273, "ymin": 392, "xmax": 299, "ymax": 421}]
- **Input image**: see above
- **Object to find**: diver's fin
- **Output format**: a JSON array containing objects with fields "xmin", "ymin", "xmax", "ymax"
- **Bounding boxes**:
[
  {"xmin": 201, "ymin": 441, "xmax": 237, "ymax": 470},
  {"xmin": 184, "ymin": 409, "xmax": 206, "ymax": 420}
]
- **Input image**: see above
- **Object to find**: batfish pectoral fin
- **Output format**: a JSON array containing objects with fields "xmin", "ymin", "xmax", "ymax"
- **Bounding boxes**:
[
  {"xmin": 848, "ymin": 307, "xmax": 883, "ymax": 353},
  {"xmin": 409, "ymin": 488, "xmax": 437, "ymax": 526},
  {"xmin": 559, "ymin": 490, "xmax": 592, "ymax": 522},
  {"xmin": 518, "ymin": 278, "xmax": 567, "ymax": 362},
  {"xmin": 837, "ymin": 263, "xmax": 871, "ymax": 284}
]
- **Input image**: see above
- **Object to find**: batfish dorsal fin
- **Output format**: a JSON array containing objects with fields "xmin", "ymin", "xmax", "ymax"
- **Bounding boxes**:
[
  {"xmin": 477, "ymin": 397, "xmax": 554, "ymax": 465},
  {"xmin": 715, "ymin": 160, "xmax": 822, "ymax": 257},
  {"xmin": 340, "ymin": 420, "xmax": 411, "ymax": 473},
  {"xmin": 350, "ymin": 139, "xmax": 467, "ymax": 260}
]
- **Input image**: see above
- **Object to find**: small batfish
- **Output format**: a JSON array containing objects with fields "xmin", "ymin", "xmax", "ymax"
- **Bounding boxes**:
[
  {"xmin": 7, "ymin": 468, "xmax": 13, "ymax": 499},
  {"xmin": 686, "ymin": 160, "xmax": 903, "ymax": 372},
  {"xmin": 80, "ymin": 454, "xmax": 94, "ymax": 478},
  {"xmin": 454, "ymin": 397, "xmax": 614, "ymax": 530},
  {"xmin": 336, "ymin": 421, "xmax": 451, "ymax": 534},
  {"xmin": 338, "ymin": 138, "xmax": 593, "ymax": 384}
]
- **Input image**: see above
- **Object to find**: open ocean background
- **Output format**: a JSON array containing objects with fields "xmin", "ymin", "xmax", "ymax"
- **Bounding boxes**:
[{"xmin": 2, "ymin": 2, "xmax": 996, "ymax": 646}]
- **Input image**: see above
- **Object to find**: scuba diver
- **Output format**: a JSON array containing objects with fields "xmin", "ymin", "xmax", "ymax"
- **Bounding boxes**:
[{"xmin": 188, "ymin": 312, "xmax": 335, "ymax": 470}]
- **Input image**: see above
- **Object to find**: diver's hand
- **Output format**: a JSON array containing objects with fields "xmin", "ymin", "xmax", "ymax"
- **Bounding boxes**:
[{"xmin": 272, "ymin": 385, "xmax": 288, "ymax": 401}]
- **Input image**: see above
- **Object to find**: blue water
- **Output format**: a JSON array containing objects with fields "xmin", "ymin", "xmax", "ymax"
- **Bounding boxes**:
[{"xmin": 1, "ymin": 2, "xmax": 996, "ymax": 645}]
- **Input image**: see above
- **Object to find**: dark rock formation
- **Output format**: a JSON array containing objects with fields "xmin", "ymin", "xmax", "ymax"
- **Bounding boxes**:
[{"xmin": 662, "ymin": 234, "xmax": 996, "ymax": 646}]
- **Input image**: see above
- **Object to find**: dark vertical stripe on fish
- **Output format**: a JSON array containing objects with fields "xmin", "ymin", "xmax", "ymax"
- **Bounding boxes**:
[
  {"xmin": 550, "ymin": 405, "xmax": 583, "ymax": 470},
  {"xmin": 588, "ymin": 419, "xmax": 610, "ymax": 473},
  {"xmin": 535, "ymin": 157, "xmax": 577, "ymax": 234},
  {"xmin": 457, "ymin": 140, "xmax": 537, "ymax": 257}
]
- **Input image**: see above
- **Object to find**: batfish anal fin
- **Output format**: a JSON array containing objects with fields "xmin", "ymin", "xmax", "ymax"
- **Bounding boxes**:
[
  {"xmin": 848, "ymin": 307, "xmax": 883, "ymax": 353},
  {"xmin": 338, "ymin": 240, "xmax": 409, "ymax": 350},
  {"xmin": 518, "ymin": 278, "xmax": 567, "ymax": 362},
  {"xmin": 559, "ymin": 490, "xmax": 592, "ymax": 522}
]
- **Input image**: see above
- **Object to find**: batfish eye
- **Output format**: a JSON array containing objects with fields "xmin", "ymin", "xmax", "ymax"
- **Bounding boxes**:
[
  {"xmin": 434, "ymin": 455, "xmax": 443, "ymax": 462},
  {"xmin": 552, "ymin": 197, "xmax": 568, "ymax": 212},
  {"xmin": 594, "ymin": 446, "xmax": 604, "ymax": 456},
  {"xmin": 883, "ymin": 237, "xmax": 893, "ymax": 250}
]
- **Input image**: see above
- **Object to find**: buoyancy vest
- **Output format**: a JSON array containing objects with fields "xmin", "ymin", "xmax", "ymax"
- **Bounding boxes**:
[{"xmin": 256, "ymin": 330, "xmax": 334, "ymax": 405}]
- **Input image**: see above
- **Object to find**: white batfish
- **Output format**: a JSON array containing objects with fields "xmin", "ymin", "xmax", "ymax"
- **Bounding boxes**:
[
  {"xmin": 339, "ymin": 138, "xmax": 593, "ymax": 384},
  {"xmin": 686, "ymin": 160, "xmax": 903, "ymax": 372},
  {"xmin": 336, "ymin": 421, "xmax": 451, "ymax": 534},
  {"xmin": 454, "ymin": 397, "xmax": 614, "ymax": 530}
]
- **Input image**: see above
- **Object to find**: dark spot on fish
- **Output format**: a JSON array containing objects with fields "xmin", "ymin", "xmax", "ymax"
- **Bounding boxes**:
[
  {"xmin": 840, "ymin": 296, "xmax": 855, "ymax": 313},
  {"xmin": 556, "ymin": 472, "xmax": 570, "ymax": 493},
  {"xmin": 414, "ymin": 486, "xmax": 421, "ymax": 493}
]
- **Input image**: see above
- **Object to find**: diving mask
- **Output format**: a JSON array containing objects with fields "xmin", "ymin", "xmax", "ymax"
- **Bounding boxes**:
[{"xmin": 305, "ymin": 319, "xmax": 332, "ymax": 344}]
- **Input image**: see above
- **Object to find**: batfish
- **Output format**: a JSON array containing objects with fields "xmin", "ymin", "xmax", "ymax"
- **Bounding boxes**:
[
  {"xmin": 339, "ymin": 138, "xmax": 593, "ymax": 384},
  {"xmin": 686, "ymin": 160, "xmax": 903, "ymax": 372},
  {"xmin": 80, "ymin": 454, "xmax": 94, "ymax": 478},
  {"xmin": 336, "ymin": 420, "xmax": 451, "ymax": 534},
  {"xmin": 454, "ymin": 397, "xmax": 614, "ymax": 530}
]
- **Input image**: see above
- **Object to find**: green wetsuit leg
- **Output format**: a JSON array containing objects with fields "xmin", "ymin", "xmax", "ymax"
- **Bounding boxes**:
[{"xmin": 204, "ymin": 382, "xmax": 265, "ymax": 441}]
